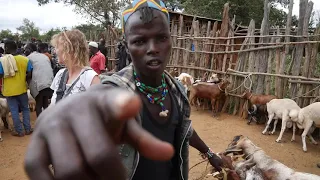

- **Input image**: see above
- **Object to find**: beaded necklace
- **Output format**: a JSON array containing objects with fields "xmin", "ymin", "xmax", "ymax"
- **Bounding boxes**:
[{"xmin": 134, "ymin": 71, "xmax": 169, "ymax": 117}]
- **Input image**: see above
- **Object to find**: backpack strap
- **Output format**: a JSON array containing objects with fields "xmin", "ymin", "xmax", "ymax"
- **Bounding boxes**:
[
  {"xmin": 56, "ymin": 69, "xmax": 68, "ymax": 103},
  {"xmin": 56, "ymin": 68, "xmax": 92, "ymax": 103}
]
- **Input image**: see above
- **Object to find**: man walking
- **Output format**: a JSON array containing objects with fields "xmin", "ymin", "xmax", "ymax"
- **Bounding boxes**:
[
  {"xmin": 0, "ymin": 40, "xmax": 33, "ymax": 136},
  {"xmin": 27, "ymin": 43, "xmax": 54, "ymax": 117},
  {"xmin": 89, "ymin": 42, "xmax": 106, "ymax": 74}
]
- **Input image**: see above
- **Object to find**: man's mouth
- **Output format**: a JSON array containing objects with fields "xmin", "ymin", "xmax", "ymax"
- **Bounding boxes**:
[{"xmin": 147, "ymin": 59, "xmax": 162, "ymax": 67}]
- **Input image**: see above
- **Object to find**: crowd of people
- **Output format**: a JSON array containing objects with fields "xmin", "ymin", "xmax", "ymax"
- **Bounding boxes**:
[{"xmin": 0, "ymin": 33, "xmax": 110, "ymax": 137}]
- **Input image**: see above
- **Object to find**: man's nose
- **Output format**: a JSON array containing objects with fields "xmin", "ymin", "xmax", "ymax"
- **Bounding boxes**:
[{"xmin": 147, "ymin": 40, "xmax": 159, "ymax": 55}]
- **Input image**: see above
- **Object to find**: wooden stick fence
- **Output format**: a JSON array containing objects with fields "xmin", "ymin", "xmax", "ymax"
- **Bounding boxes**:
[
  {"xmin": 166, "ymin": 0, "xmax": 320, "ymax": 117},
  {"xmin": 103, "ymin": 0, "xmax": 320, "ymax": 118}
]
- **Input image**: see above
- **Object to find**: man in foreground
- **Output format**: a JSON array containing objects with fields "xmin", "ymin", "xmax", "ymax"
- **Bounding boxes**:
[{"xmin": 24, "ymin": 1, "xmax": 223, "ymax": 179}]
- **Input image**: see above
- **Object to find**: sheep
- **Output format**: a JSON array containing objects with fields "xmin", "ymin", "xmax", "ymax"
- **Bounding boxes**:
[
  {"xmin": 27, "ymin": 89, "xmax": 36, "ymax": 112},
  {"xmin": 0, "ymin": 98, "xmax": 10, "ymax": 142},
  {"xmin": 262, "ymin": 99, "xmax": 301, "ymax": 144},
  {"xmin": 289, "ymin": 102, "xmax": 320, "ymax": 152}
]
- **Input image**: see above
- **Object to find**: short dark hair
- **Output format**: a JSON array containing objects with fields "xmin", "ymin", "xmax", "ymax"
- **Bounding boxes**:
[
  {"xmin": 0, "ymin": 47, "xmax": 4, "ymax": 54},
  {"xmin": 38, "ymin": 43, "xmax": 49, "ymax": 52},
  {"xmin": 4, "ymin": 40, "xmax": 17, "ymax": 52},
  {"xmin": 27, "ymin": 43, "xmax": 37, "ymax": 52}
]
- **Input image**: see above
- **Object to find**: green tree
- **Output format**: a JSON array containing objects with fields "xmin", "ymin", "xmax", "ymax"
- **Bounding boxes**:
[
  {"xmin": 174, "ymin": 0, "xmax": 290, "ymax": 27},
  {"xmin": 16, "ymin": 19, "xmax": 40, "ymax": 41},
  {"xmin": 40, "ymin": 28, "xmax": 62, "ymax": 42},
  {"xmin": 36, "ymin": 0, "xmax": 129, "ymax": 27},
  {"xmin": 0, "ymin": 29, "xmax": 15, "ymax": 40},
  {"xmin": 74, "ymin": 24, "xmax": 105, "ymax": 40}
]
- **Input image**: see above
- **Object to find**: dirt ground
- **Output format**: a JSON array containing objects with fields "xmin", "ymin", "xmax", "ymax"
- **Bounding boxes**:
[{"xmin": 0, "ymin": 109, "xmax": 319, "ymax": 180}]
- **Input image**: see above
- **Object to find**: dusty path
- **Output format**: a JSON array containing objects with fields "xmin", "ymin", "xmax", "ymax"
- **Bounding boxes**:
[{"xmin": 0, "ymin": 109, "xmax": 319, "ymax": 180}]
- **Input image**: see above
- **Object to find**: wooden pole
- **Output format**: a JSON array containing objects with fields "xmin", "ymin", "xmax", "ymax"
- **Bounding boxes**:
[
  {"xmin": 184, "ymin": 16, "xmax": 196, "ymax": 74},
  {"xmin": 266, "ymin": 33, "xmax": 276, "ymax": 95},
  {"xmin": 210, "ymin": 22, "xmax": 218, "ymax": 70},
  {"xmin": 175, "ymin": 15, "xmax": 183, "ymax": 72},
  {"xmin": 290, "ymin": 0, "xmax": 308, "ymax": 98},
  {"xmin": 216, "ymin": 3, "xmax": 230, "ymax": 71},
  {"xmin": 255, "ymin": 0, "xmax": 270, "ymax": 94}
]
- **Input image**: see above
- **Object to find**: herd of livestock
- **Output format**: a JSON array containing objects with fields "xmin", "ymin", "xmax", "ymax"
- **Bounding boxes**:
[{"xmin": 169, "ymin": 68, "xmax": 320, "ymax": 153}]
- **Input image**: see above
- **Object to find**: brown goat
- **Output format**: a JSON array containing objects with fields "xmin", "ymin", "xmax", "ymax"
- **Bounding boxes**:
[
  {"xmin": 241, "ymin": 89, "xmax": 278, "ymax": 105},
  {"xmin": 189, "ymin": 79, "xmax": 230, "ymax": 116}
]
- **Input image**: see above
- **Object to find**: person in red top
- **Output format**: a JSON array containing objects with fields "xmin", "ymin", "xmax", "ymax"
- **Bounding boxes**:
[{"xmin": 89, "ymin": 42, "xmax": 106, "ymax": 74}]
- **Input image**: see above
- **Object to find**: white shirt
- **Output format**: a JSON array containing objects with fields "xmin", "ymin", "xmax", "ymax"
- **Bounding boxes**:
[{"xmin": 50, "ymin": 68, "xmax": 97, "ymax": 106}]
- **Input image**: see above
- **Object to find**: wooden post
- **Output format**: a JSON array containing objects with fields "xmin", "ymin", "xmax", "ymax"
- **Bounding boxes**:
[
  {"xmin": 216, "ymin": 3, "xmax": 230, "ymax": 71},
  {"xmin": 170, "ymin": 22, "xmax": 177, "ymax": 65},
  {"xmin": 203, "ymin": 21, "xmax": 212, "ymax": 68},
  {"xmin": 247, "ymin": 20, "xmax": 256, "ymax": 73},
  {"xmin": 279, "ymin": 0, "xmax": 293, "ymax": 98},
  {"xmin": 275, "ymin": 27, "xmax": 281, "ymax": 97},
  {"xmin": 300, "ymin": 1, "xmax": 314, "ymax": 107},
  {"xmin": 183, "ymin": 16, "xmax": 196, "ymax": 74},
  {"xmin": 255, "ymin": 0, "xmax": 270, "ymax": 94},
  {"xmin": 193, "ymin": 21, "xmax": 200, "ymax": 77},
  {"xmin": 210, "ymin": 22, "xmax": 219, "ymax": 70},
  {"xmin": 304, "ymin": 26, "xmax": 320, "ymax": 106},
  {"xmin": 175, "ymin": 15, "xmax": 184, "ymax": 70},
  {"xmin": 222, "ymin": 16, "xmax": 235, "ymax": 72},
  {"xmin": 290, "ymin": 0, "xmax": 308, "ymax": 99},
  {"xmin": 266, "ymin": 33, "xmax": 276, "ymax": 95}
]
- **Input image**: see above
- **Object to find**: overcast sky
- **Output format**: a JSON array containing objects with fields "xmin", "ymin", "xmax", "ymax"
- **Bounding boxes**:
[{"xmin": 1, "ymin": 0, "xmax": 320, "ymax": 34}]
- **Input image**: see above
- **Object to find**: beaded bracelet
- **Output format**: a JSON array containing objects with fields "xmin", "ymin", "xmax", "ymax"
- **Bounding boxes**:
[
  {"xmin": 199, "ymin": 148, "xmax": 215, "ymax": 159},
  {"xmin": 206, "ymin": 148, "xmax": 215, "ymax": 159}
]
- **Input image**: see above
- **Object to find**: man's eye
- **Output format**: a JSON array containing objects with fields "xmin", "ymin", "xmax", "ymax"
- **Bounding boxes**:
[
  {"xmin": 133, "ymin": 40, "xmax": 144, "ymax": 45},
  {"xmin": 159, "ymin": 36, "xmax": 168, "ymax": 41}
]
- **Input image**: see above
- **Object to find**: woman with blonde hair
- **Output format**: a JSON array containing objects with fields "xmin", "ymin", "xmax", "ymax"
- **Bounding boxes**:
[{"xmin": 49, "ymin": 29, "xmax": 100, "ymax": 105}]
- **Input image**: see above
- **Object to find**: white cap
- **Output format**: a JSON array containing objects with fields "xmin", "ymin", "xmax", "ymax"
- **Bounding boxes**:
[{"xmin": 88, "ymin": 42, "xmax": 98, "ymax": 48}]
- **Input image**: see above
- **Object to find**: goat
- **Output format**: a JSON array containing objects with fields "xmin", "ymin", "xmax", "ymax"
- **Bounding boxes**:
[
  {"xmin": 176, "ymin": 73, "xmax": 194, "ymax": 94},
  {"xmin": 262, "ymin": 99, "xmax": 300, "ymax": 136},
  {"xmin": 207, "ymin": 73, "xmax": 220, "ymax": 83},
  {"xmin": 189, "ymin": 79, "xmax": 230, "ymax": 116},
  {"xmin": 194, "ymin": 73, "xmax": 221, "ymax": 110},
  {"xmin": 289, "ymin": 102, "xmax": 320, "ymax": 152},
  {"xmin": 241, "ymin": 89, "xmax": 278, "ymax": 105},
  {"xmin": 225, "ymin": 135, "xmax": 320, "ymax": 180}
]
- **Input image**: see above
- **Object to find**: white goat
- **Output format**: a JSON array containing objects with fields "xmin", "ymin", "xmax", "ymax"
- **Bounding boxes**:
[
  {"xmin": 262, "ymin": 99, "xmax": 301, "ymax": 144},
  {"xmin": 289, "ymin": 102, "xmax": 320, "ymax": 152}
]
